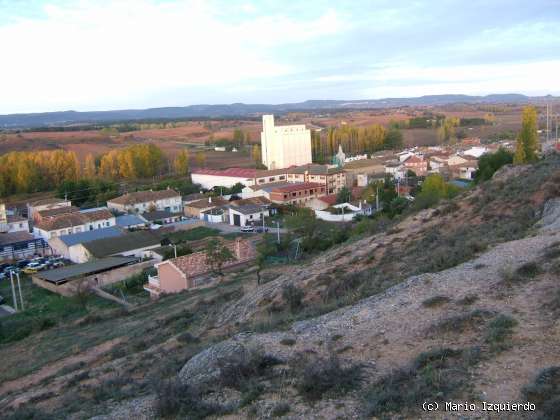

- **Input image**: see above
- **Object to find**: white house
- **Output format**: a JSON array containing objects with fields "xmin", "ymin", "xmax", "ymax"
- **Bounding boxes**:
[
  {"xmin": 107, "ymin": 188, "xmax": 182, "ymax": 214},
  {"xmin": 27, "ymin": 198, "xmax": 71, "ymax": 223},
  {"xmin": 0, "ymin": 204, "xmax": 29, "ymax": 233},
  {"xmin": 462, "ymin": 147, "xmax": 488, "ymax": 159},
  {"xmin": 33, "ymin": 209, "xmax": 116, "ymax": 240},
  {"xmin": 228, "ymin": 204, "xmax": 269, "ymax": 227},
  {"xmin": 261, "ymin": 114, "xmax": 312, "ymax": 170}
]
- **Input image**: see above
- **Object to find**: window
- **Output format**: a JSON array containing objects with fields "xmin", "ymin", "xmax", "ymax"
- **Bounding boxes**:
[
  {"xmin": 279, "ymin": 176, "xmax": 285, "ymax": 180},
  {"xmin": 258, "ymin": 179, "xmax": 265, "ymax": 184},
  {"xmin": 105, "ymin": 221, "xmax": 110, "ymax": 226},
  {"xmin": 268, "ymin": 177, "xmax": 274, "ymax": 182}
]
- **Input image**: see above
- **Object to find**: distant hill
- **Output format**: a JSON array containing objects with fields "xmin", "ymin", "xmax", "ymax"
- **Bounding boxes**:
[{"xmin": 0, "ymin": 93, "xmax": 554, "ymax": 129}]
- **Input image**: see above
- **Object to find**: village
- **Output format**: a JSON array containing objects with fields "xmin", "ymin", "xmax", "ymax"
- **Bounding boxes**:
[{"xmin": 0, "ymin": 112, "xmax": 521, "ymax": 313}]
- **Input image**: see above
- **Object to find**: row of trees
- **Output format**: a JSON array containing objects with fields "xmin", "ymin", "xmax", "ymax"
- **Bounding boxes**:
[
  {"xmin": 311, "ymin": 125, "xmax": 403, "ymax": 163},
  {"xmin": 97, "ymin": 144, "xmax": 166, "ymax": 179},
  {"xmin": 0, "ymin": 143, "xmax": 201, "ymax": 197},
  {"xmin": 0, "ymin": 150, "xmax": 80, "ymax": 196}
]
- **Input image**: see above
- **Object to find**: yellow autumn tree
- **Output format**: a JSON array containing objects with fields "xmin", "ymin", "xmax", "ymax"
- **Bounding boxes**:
[
  {"xmin": 252, "ymin": 144, "xmax": 261, "ymax": 165},
  {"xmin": 174, "ymin": 150, "xmax": 190, "ymax": 176},
  {"xmin": 84, "ymin": 154, "xmax": 97, "ymax": 178},
  {"xmin": 195, "ymin": 151, "xmax": 206, "ymax": 167}
]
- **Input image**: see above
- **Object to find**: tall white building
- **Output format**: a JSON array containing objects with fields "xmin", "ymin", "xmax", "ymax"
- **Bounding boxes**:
[{"xmin": 261, "ymin": 115, "xmax": 312, "ymax": 170}]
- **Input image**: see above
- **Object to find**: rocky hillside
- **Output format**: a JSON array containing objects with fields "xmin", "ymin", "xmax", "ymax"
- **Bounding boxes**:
[{"xmin": 2, "ymin": 156, "xmax": 560, "ymax": 419}]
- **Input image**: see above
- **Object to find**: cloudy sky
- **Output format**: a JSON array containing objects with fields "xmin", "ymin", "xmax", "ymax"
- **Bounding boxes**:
[{"xmin": 1, "ymin": 0, "xmax": 559, "ymax": 113}]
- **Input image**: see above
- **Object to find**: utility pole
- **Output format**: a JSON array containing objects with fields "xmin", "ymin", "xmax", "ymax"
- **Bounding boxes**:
[
  {"xmin": 172, "ymin": 244, "xmax": 177, "ymax": 258},
  {"xmin": 275, "ymin": 221, "xmax": 280, "ymax": 244},
  {"xmin": 9, "ymin": 271, "xmax": 18, "ymax": 312},
  {"xmin": 376, "ymin": 185, "xmax": 379, "ymax": 212},
  {"xmin": 16, "ymin": 272, "xmax": 24, "ymax": 310}
]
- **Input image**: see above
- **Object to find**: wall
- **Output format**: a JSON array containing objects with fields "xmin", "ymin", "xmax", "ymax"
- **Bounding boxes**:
[
  {"xmin": 158, "ymin": 262, "xmax": 189, "ymax": 292},
  {"xmin": 191, "ymin": 173, "xmax": 250, "ymax": 189},
  {"xmin": 32, "ymin": 260, "xmax": 155, "ymax": 296},
  {"xmin": 315, "ymin": 210, "xmax": 358, "ymax": 222}
]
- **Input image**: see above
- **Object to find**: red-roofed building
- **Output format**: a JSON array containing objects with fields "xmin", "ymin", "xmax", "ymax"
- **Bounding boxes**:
[
  {"xmin": 144, "ymin": 237, "xmax": 256, "ymax": 298},
  {"xmin": 403, "ymin": 155, "xmax": 428, "ymax": 176},
  {"xmin": 268, "ymin": 182, "xmax": 325, "ymax": 206}
]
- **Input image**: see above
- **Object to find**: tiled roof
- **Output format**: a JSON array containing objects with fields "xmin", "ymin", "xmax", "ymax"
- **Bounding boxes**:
[
  {"xmin": 140, "ymin": 210, "xmax": 182, "ymax": 222},
  {"xmin": 185, "ymin": 197, "xmax": 228, "ymax": 209},
  {"xmin": 254, "ymin": 168, "xmax": 291, "ymax": 177},
  {"xmin": 108, "ymin": 189, "xmax": 180, "ymax": 206},
  {"xmin": 318, "ymin": 195, "xmax": 337, "ymax": 205},
  {"xmin": 248, "ymin": 181, "xmax": 292, "ymax": 192},
  {"xmin": 271, "ymin": 182, "xmax": 323, "ymax": 193},
  {"xmin": 403, "ymin": 155, "xmax": 424, "ymax": 164},
  {"xmin": 182, "ymin": 193, "xmax": 206, "ymax": 203},
  {"xmin": 288, "ymin": 164, "xmax": 343, "ymax": 175},
  {"xmin": 191, "ymin": 168, "xmax": 257, "ymax": 178},
  {"xmin": 35, "ymin": 209, "xmax": 114, "ymax": 231},
  {"xmin": 57, "ymin": 226, "xmax": 124, "ymax": 247},
  {"xmin": 230, "ymin": 197, "xmax": 271, "ymax": 207},
  {"xmin": 0, "ymin": 231, "xmax": 35, "ymax": 246},
  {"xmin": 28, "ymin": 198, "xmax": 68, "ymax": 207},
  {"xmin": 37, "ymin": 206, "xmax": 80, "ymax": 218},
  {"xmin": 229, "ymin": 204, "xmax": 264, "ymax": 215}
]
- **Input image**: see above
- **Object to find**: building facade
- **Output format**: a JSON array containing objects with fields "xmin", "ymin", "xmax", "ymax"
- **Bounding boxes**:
[
  {"xmin": 261, "ymin": 114, "xmax": 312, "ymax": 170},
  {"xmin": 107, "ymin": 188, "xmax": 182, "ymax": 214}
]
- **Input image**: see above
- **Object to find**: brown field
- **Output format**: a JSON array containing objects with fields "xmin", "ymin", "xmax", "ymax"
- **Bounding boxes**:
[{"xmin": 1, "ymin": 105, "xmax": 534, "ymax": 168}]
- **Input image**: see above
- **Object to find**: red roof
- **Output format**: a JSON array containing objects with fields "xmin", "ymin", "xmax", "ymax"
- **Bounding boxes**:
[
  {"xmin": 271, "ymin": 182, "xmax": 323, "ymax": 193},
  {"xmin": 191, "ymin": 168, "xmax": 257, "ymax": 178},
  {"xmin": 319, "ymin": 195, "xmax": 337, "ymax": 205},
  {"xmin": 403, "ymin": 155, "xmax": 424, "ymax": 164}
]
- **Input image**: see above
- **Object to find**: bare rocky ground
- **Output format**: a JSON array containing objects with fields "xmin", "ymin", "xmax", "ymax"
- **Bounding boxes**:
[{"xmin": 2, "ymin": 158, "xmax": 560, "ymax": 419}]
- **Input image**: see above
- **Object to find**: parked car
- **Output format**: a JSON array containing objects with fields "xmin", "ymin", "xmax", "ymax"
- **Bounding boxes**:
[
  {"xmin": 0, "ymin": 272, "xmax": 6, "ymax": 281},
  {"xmin": 16, "ymin": 260, "xmax": 30, "ymax": 269},
  {"xmin": 2, "ymin": 266, "xmax": 16, "ymax": 275},
  {"xmin": 23, "ymin": 262, "xmax": 44, "ymax": 274},
  {"xmin": 240, "ymin": 226, "xmax": 255, "ymax": 233},
  {"xmin": 255, "ymin": 227, "xmax": 269, "ymax": 233}
]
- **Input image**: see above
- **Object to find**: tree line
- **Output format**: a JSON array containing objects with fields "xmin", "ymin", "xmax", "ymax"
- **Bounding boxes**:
[
  {"xmin": 0, "ymin": 144, "xmax": 195, "ymax": 197},
  {"xmin": 311, "ymin": 124, "xmax": 404, "ymax": 163}
]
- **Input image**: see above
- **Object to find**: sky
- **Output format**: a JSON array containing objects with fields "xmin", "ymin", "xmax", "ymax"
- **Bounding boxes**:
[{"xmin": 0, "ymin": 0, "xmax": 559, "ymax": 114}]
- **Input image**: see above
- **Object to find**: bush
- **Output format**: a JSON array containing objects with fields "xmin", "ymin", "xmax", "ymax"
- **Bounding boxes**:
[
  {"xmin": 523, "ymin": 367, "xmax": 560, "ymax": 419},
  {"xmin": 294, "ymin": 354, "xmax": 363, "ymax": 401},
  {"xmin": 430, "ymin": 309, "xmax": 494, "ymax": 334},
  {"xmin": 363, "ymin": 347, "xmax": 479, "ymax": 417},
  {"xmin": 271, "ymin": 402, "xmax": 291, "ymax": 417},
  {"xmin": 154, "ymin": 379, "xmax": 225, "ymax": 419},
  {"xmin": 282, "ymin": 284, "xmax": 304, "ymax": 313},
  {"xmin": 422, "ymin": 295, "xmax": 450, "ymax": 308},
  {"xmin": 484, "ymin": 314, "xmax": 517, "ymax": 352},
  {"xmin": 218, "ymin": 348, "xmax": 282, "ymax": 391}
]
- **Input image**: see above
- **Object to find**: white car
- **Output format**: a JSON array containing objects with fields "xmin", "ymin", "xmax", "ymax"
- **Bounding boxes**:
[{"xmin": 240, "ymin": 226, "xmax": 255, "ymax": 233}]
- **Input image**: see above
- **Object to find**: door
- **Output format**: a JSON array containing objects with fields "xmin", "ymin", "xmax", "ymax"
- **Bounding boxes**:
[{"xmin": 233, "ymin": 214, "xmax": 241, "ymax": 226}]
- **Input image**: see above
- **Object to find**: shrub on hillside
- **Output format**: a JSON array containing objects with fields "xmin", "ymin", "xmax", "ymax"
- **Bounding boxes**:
[
  {"xmin": 523, "ymin": 366, "xmax": 560, "ymax": 419},
  {"xmin": 282, "ymin": 284, "xmax": 304, "ymax": 313},
  {"xmin": 363, "ymin": 347, "xmax": 479, "ymax": 417},
  {"xmin": 154, "ymin": 379, "xmax": 226, "ymax": 419},
  {"xmin": 484, "ymin": 314, "xmax": 517, "ymax": 352},
  {"xmin": 294, "ymin": 354, "xmax": 363, "ymax": 401}
]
